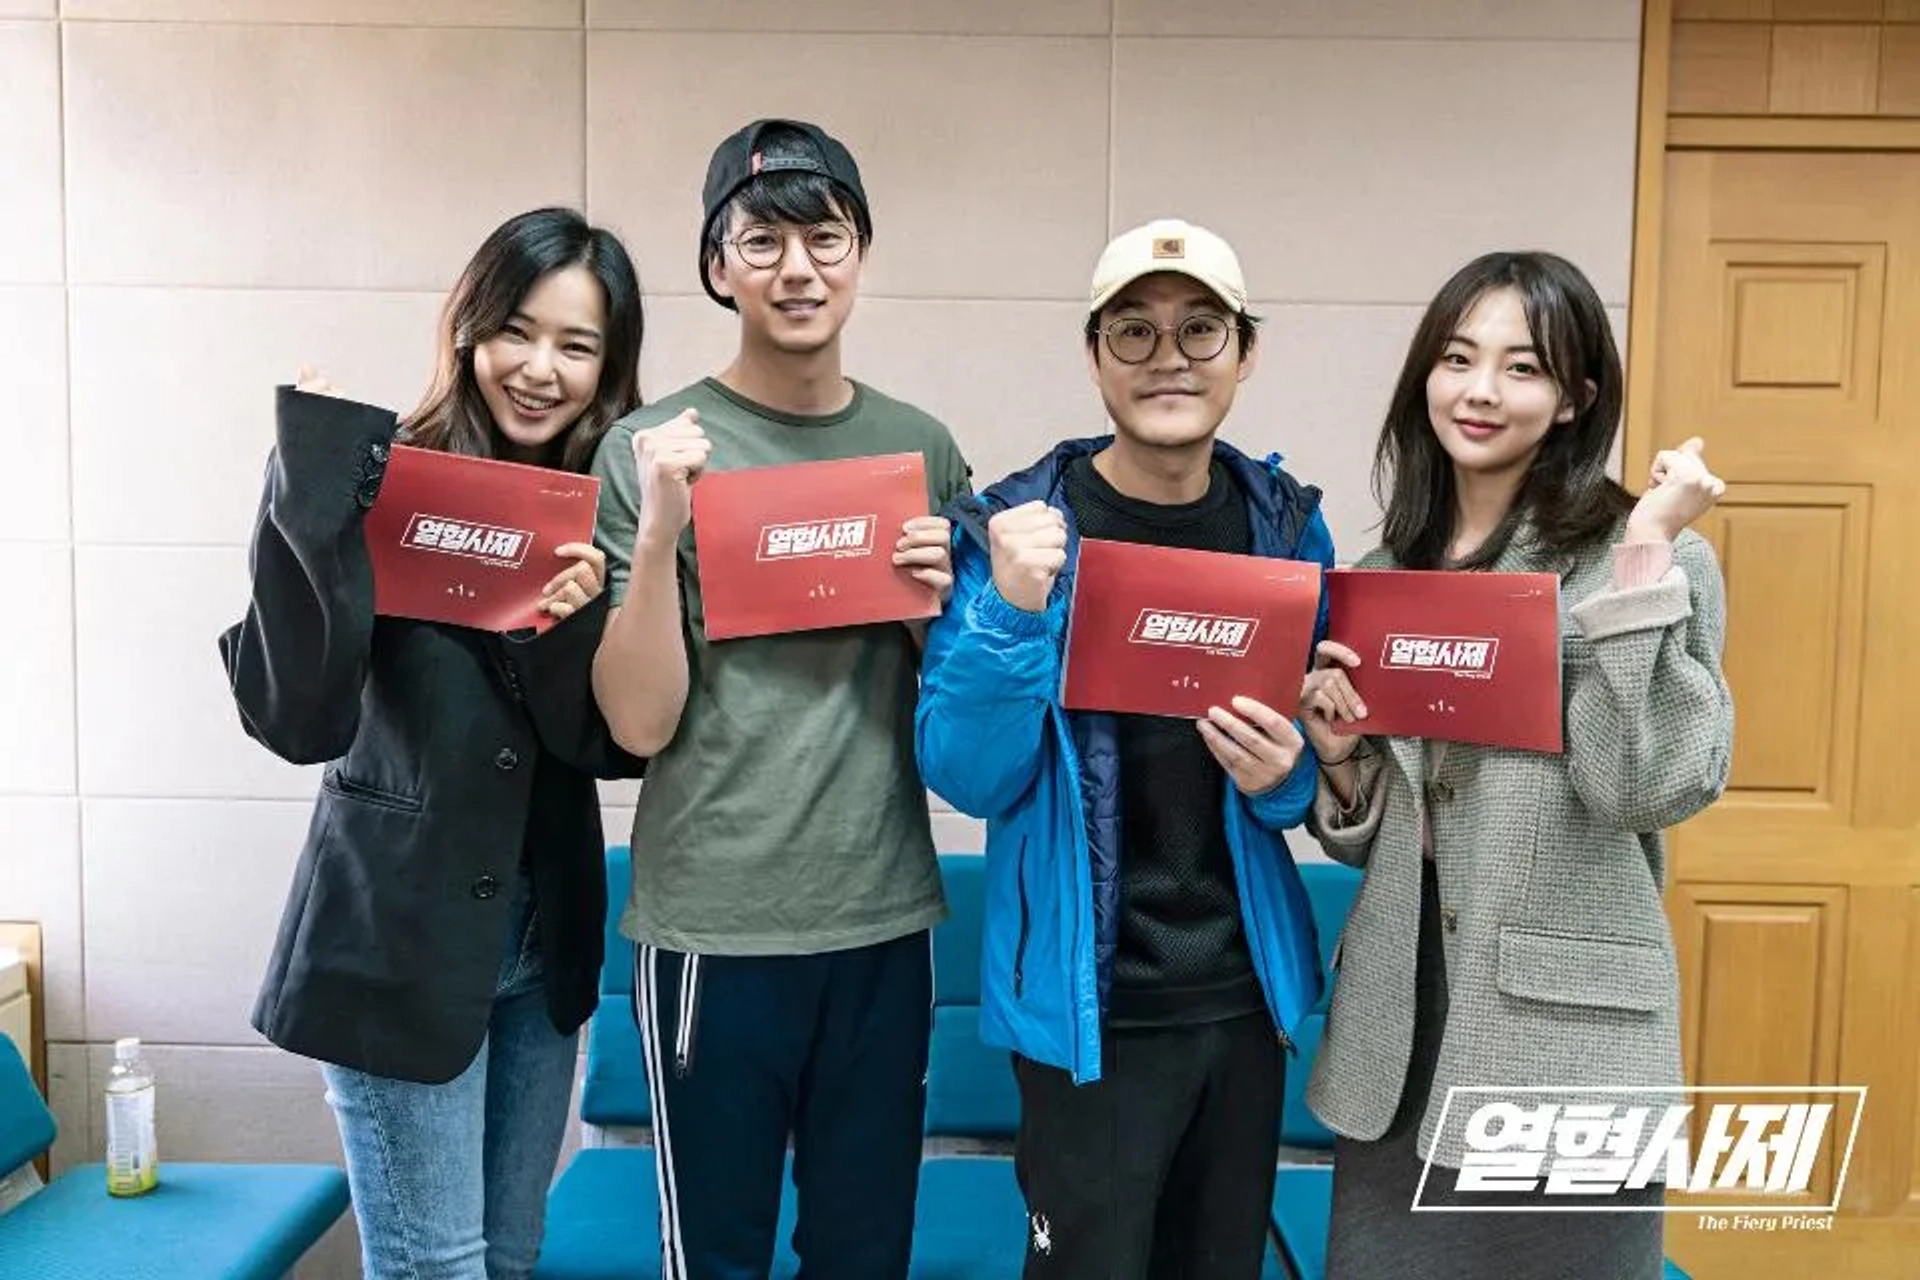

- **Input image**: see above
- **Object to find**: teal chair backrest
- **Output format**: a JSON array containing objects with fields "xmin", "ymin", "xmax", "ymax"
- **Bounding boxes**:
[{"xmin": 0, "ymin": 1035, "xmax": 55, "ymax": 1180}]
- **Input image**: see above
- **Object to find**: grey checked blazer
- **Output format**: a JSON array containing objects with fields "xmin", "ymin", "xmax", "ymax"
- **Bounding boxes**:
[{"xmin": 1305, "ymin": 521, "xmax": 1733, "ymax": 1169}]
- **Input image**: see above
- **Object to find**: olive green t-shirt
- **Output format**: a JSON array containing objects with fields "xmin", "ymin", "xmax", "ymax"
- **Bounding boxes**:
[{"xmin": 592, "ymin": 378, "xmax": 973, "ymax": 955}]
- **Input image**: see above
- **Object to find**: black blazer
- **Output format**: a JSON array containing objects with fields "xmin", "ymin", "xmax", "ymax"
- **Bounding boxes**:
[{"xmin": 219, "ymin": 388, "xmax": 645, "ymax": 1084}]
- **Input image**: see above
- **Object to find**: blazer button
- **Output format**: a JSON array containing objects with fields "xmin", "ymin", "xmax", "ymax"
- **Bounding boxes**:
[
  {"xmin": 472, "ymin": 874, "xmax": 499, "ymax": 900},
  {"xmin": 1441, "ymin": 906, "xmax": 1460, "ymax": 933},
  {"xmin": 1429, "ymin": 779, "xmax": 1455, "ymax": 803},
  {"xmin": 494, "ymin": 747, "xmax": 520, "ymax": 771}
]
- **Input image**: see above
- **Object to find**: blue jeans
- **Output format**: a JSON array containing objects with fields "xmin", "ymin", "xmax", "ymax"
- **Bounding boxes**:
[{"xmin": 323, "ymin": 872, "xmax": 579, "ymax": 1280}]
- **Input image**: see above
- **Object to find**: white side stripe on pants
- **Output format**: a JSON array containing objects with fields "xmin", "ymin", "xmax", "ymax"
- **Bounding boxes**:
[{"xmin": 635, "ymin": 944, "xmax": 689, "ymax": 1280}]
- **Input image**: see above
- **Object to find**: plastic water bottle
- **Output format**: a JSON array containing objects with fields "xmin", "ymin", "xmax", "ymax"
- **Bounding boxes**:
[{"xmin": 104, "ymin": 1037, "xmax": 158, "ymax": 1196}]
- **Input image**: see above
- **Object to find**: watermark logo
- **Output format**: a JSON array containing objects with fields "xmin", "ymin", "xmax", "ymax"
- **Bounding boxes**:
[{"xmin": 1417, "ymin": 1087, "xmax": 1866, "ymax": 1221}]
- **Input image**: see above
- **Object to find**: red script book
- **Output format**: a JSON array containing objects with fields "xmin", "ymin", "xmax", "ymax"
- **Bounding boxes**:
[
  {"xmin": 1063, "ymin": 538, "xmax": 1322, "ymax": 719},
  {"xmin": 1325, "ymin": 568, "xmax": 1563, "ymax": 752},
  {"xmin": 690, "ymin": 452, "xmax": 939, "ymax": 641},
  {"xmin": 364, "ymin": 443, "xmax": 599, "ymax": 634}
]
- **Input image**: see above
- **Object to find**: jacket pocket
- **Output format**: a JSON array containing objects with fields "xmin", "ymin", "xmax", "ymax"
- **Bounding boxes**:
[
  {"xmin": 322, "ymin": 769, "xmax": 424, "ymax": 814},
  {"xmin": 1496, "ymin": 928, "xmax": 1672, "ymax": 1014}
]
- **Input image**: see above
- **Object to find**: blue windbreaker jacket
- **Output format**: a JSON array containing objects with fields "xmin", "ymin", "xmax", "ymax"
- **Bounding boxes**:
[{"xmin": 915, "ymin": 435, "xmax": 1335, "ymax": 1083}]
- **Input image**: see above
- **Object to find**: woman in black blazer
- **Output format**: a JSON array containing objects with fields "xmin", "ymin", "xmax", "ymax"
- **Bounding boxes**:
[{"xmin": 218, "ymin": 208, "xmax": 647, "ymax": 1280}]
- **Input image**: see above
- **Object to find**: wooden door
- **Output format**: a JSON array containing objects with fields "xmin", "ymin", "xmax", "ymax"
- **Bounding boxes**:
[{"xmin": 1647, "ymin": 148, "xmax": 1920, "ymax": 1277}]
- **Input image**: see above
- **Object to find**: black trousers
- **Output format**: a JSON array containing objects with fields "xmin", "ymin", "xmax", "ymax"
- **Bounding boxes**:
[
  {"xmin": 632, "ymin": 932, "xmax": 932, "ymax": 1280},
  {"xmin": 1013, "ymin": 1012, "xmax": 1284, "ymax": 1280}
]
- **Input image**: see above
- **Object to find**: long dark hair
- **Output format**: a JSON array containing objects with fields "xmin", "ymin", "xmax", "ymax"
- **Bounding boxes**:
[
  {"xmin": 403, "ymin": 208, "xmax": 643, "ymax": 474},
  {"xmin": 1374, "ymin": 251, "xmax": 1632, "ymax": 569}
]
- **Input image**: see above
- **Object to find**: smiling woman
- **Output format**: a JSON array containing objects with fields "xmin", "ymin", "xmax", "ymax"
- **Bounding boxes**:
[
  {"xmin": 472, "ymin": 263, "xmax": 609, "ymax": 460},
  {"xmin": 218, "ymin": 205, "xmax": 651, "ymax": 1280},
  {"xmin": 404, "ymin": 207, "xmax": 643, "ymax": 473}
]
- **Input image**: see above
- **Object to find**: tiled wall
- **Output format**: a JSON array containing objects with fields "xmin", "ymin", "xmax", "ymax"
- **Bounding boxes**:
[{"xmin": 0, "ymin": 3, "xmax": 1639, "ymax": 1275}]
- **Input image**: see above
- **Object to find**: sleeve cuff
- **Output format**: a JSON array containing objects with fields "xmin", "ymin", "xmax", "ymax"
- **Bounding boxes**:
[
  {"xmin": 1309, "ymin": 752, "xmax": 1386, "ymax": 843},
  {"xmin": 1570, "ymin": 566, "xmax": 1693, "ymax": 642},
  {"xmin": 968, "ymin": 580, "xmax": 1059, "ymax": 639}
]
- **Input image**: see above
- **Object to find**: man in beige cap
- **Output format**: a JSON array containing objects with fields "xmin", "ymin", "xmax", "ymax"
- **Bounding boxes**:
[{"xmin": 915, "ymin": 219, "xmax": 1337, "ymax": 1277}]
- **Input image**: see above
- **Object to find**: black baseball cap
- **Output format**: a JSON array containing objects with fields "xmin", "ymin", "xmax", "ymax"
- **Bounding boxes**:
[{"xmin": 698, "ymin": 118, "xmax": 870, "ymax": 310}]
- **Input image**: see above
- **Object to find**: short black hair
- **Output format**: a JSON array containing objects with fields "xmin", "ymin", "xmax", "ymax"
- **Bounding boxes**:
[{"xmin": 702, "ymin": 124, "xmax": 873, "ymax": 278}]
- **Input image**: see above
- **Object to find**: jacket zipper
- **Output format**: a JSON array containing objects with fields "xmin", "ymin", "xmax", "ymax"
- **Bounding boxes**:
[{"xmin": 1013, "ymin": 837, "xmax": 1031, "ymax": 998}]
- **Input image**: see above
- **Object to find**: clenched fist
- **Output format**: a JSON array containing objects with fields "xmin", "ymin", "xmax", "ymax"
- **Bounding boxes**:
[
  {"xmin": 631, "ymin": 408, "xmax": 710, "ymax": 551},
  {"xmin": 1627, "ymin": 436, "xmax": 1725, "ymax": 544},
  {"xmin": 987, "ymin": 500, "xmax": 1068, "ymax": 614}
]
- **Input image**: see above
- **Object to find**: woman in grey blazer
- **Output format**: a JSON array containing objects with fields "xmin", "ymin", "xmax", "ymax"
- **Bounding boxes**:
[{"xmin": 1298, "ymin": 252, "xmax": 1733, "ymax": 1279}]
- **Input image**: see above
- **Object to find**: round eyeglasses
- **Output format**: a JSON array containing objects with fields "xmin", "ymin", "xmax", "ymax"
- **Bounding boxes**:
[
  {"xmin": 1098, "ymin": 314, "xmax": 1237, "ymax": 365},
  {"xmin": 725, "ymin": 222, "xmax": 857, "ymax": 270}
]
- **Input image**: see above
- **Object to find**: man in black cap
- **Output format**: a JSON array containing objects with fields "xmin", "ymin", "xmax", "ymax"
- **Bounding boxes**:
[{"xmin": 590, "ymin": 119, "xmax": 972, "ymax": 1279}]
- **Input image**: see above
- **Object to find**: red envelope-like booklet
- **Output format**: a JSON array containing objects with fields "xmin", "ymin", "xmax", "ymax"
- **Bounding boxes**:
[
  {"xmin": 364, "ymin": 443, "xmax": 599, "ymax": 634},
  {"xmin": 1062, "ymin": 538, "xmax": 1322, "ymax": 719},
  {"xmin": 690, "ymin": 452, "xmax": 939, "ymax": 642},
  {"xmin": 1326, "ymin": 568, "xmax": 1563, "ymax": 752}
]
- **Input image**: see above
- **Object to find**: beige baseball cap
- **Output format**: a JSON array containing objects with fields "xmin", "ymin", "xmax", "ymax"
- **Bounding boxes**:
[{"xmin": 1088, "ymin": 218, "xmax": 1248, "ymax": 315}]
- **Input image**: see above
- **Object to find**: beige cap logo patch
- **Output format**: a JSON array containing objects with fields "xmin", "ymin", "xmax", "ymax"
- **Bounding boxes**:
[{"xmin": 1152, "ymin": 236, "xmax": 1185, "ymax": 259}]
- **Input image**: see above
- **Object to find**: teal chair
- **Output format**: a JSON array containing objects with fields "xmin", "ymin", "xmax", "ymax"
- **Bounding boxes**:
[{"xmin": 0, "ymin": 1034, "xmax": 348, "ymax": 1278}]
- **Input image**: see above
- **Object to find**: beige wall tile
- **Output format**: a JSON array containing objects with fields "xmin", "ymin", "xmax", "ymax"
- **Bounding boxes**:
[
  {"xmin": 586, "ymin": 33, "xmax": 1110, "ymax": 301},
  {"xmin": 0, "ymin": 546, "xmax": 76, "ymax": 795},
  {"xmin": 843, "ymin": 299, "xmax": 1097, "ymax": 493},
  {"xmin": 65, "ymin": 0, "xmax": 579, "ymax": 23},
  {"xmin": 599, "ymin": 777, "xmax": 642, "ymax": 809},
  {"xmin": 0, "ymin": 286, "xmax": 70, "ymax": 542},
  {"xmin": 930, "ymin": 809, "xmax": 984, "ymax": 854},
  {"xmin": 65, "ymin": 24, "xmax": 585, "ymax": 288},
  {"xmin": 1226, "ymin": 303, "xmax": 1416, "ymax": 559},
  {"xmin": 84, "ymin": 1041, "xmax": 343, "ymax": 1163},
  {"xmin": 0, "ymin": 1, "xmax": 53, "ymax": 18},
  {"xmin": 599, "ymin": 806, "xmax": 633, "ymax": 849},
  {"xmin": 633, "ymin": 293, "xmax": 745, "ymax": 403},
  {"xmin": 83, "ymin": 799, "xmax": 311, "ymax": 1045},
  {"xmin": 590, "ymin": 0, "xmax": 1108, "ymax": 34},
  {"xmin": 1112, "ymin": 38, "xmax": 1639, "ymax": 307},
  {"xmin": 291, "ymin": 1220, "xmax": 362, "ymax": 1280},
  {"xmin": 0, "ymin": 799, "xmax": 84, "ymax": 1042},
  {"xmin": 68, "ymin": 288, "xmax": 441, "ymax": 546},
  {"xmin": 74, "ymin": 544, "xmax": 322, "ymax": 800},
  {"xmin": 0, "ymin": 22, "xmax": 62, "ymax": 283},
  {"xmin": 638, "ymin": 296, "xmax": 1096, "ymax": 495},
  {"xmin": 46, "ymin": 1042, "xmax": 90, "ymax": 1174},
  {"xmin": 1116, "ymin": 0, "xmax": 1638, "ymax": 39}
]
